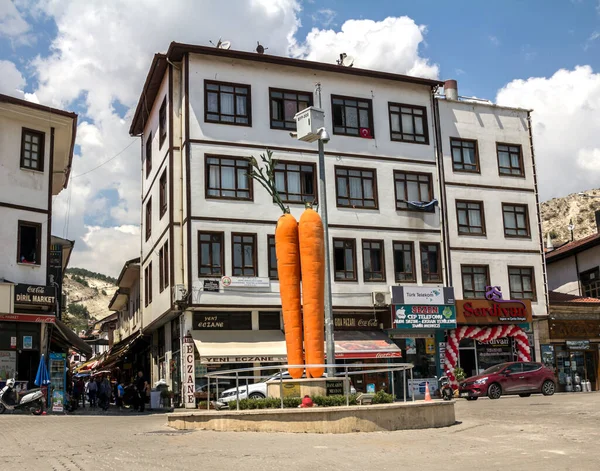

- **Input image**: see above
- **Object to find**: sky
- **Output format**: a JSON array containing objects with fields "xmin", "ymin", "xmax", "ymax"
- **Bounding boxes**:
[{"xmin": 1, "ymin": 0, "xmax": 600, "ymax": 277}]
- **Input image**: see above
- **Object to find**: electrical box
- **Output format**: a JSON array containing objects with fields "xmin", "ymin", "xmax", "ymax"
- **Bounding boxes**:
[{"xmin": 294, "ymin": 107, "xmax": 325, "ymax": 142}]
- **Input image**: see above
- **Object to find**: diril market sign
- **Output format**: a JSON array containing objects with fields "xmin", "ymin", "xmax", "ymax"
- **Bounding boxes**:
[
  {"xmin": 393, "ymin": 305, "xmax": 457, "ymax": 329},
  {"xmin": 14, "ymin": 284, "xmax": 56, "ymax": 306},
  {"xmin": 455, "ymin": 286, "xmax": 532, "ymax": 325}
]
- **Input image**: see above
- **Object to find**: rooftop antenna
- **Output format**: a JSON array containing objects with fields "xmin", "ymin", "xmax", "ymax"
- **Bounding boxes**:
[
  {"xmin": 567, "ymin": 218, "xmax": 575, "ymax": 242},
  {"xmin": 256, "ymin": 41, "xmax": 268, "ymax": 54},
  {"xmin": 336, "ymin": 53, "xmax": 354, "ymax": 67},
  {"xmin": 210, "ymin": 38, "xmax": 231, "ymax": 50}
]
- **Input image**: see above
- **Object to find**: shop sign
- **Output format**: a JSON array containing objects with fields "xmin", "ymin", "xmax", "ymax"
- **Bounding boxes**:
[
  {"xmin": 566, "ymin": 340, "xmax": 590, "ymax": 351},
  {"xmin": 335, "ymin": 351, "xmax": 402, "ymax": 359},
  {"xmin": 0, "ymin": 351, "xmax": 17, "ymax": 380},
  {"xmin": 393, "ymin": 305, "xmax": 457, "ymax": 329},
  {"xmin": 51, "ymin": 390, "xmax": 64, "ymax": 412},
  {"xmin": 326, "ymin": 380, "xmax": 344, "ymax": 396},
  {"xmin": 408, "ymin": 378, "xmax": 439, "ymax": 399},
  {"xmin": 23, "ymin": 336, "xmax": 32, "ymax": 350},
  {"xmin": 455, "ymin": 287, "xmax": 532, "ymax": 325},
  {"xmin": 333, "ymin": 313, "xmax": 379, "ymax": 331},
  {"xmin": 391, "ymin": 286, "xmax": 455, "ymax": 305},
  {"xmin": 283, "ymin": 383, "xmax": 301, "ymax": 398},
  {"xmin": 49, "ymin": 248, "xmax": 62, "ymax": 268},
  {"xmin": 192, "ymin": 312, "xmax": 252, "ymax": 330},
  {"xmin": 0, "ymin": 313, "xmax": 56, "ymax": 323},
  {"xmin": 200, "ymin": 355, "xmax": 287, "ymax": 364},
  {"xmin": 182, "ymin": 335, "xmax": 195, "ymax": 409},
  {"xmin": 220, "ymin": 276, "xmax": 270, "ymax": 288},
  {"xmin": 10, "ymin": 337, "xmax": 16, "ymax": 348},
  {"xmin": 549, "ymin": 319, "xmax": 600, "ymax": 340},
  {"xmin": 14, "ymin": 284, "xmax": 56, "ymax": 306},
  {"xmin": 438, "ymin": 342, "xmax": 446, "ymax": 367},
  {"xmin": 203, "ymin": 280, "xmax": 220, "ymax": 293}
]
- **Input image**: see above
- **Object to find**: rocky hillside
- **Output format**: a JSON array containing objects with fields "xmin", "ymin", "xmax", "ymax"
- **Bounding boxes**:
[
  {"xmin": 62, "ymin": 268, "xmax": 118, "ymax": 334},
  {"xmin": 541, "ymin": 189, "xmax": 600, "ymax": 246}
]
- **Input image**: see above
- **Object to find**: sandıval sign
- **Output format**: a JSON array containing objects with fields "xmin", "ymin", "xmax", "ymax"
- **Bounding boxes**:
[
  {"xmin": 182, "ymin": 334, "xmax": 196, "ymax": 409},
  {"xmin": 455, "ymin": 286, "xmax": 532, "ymax": 325}
]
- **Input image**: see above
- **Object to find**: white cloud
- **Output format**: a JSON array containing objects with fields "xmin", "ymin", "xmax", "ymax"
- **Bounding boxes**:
[
  {"xmin": 488, "ymin": 35, "xmax": 500, "ymax": 46},
  {"xmin": 312, "ymin": 8, "xmax": 336, "ymax": 27},
  {"xmin": 297, "ymin": 16, "xmax": 439, "ymax": 79},
  {"xmin": 584, "ymin": 31, "xmax": 600, "ymax": 50},
  {"xmin": 27, "ymin": 3, "xmax": 439, "ymax": 276},
  {"xmin": 496, "ymin": 65, "xmax": 600, "ymax": 201},
  {"xmin": 0, "ymin": 0, "xmax": 29, "ymax": 37},
  {"xmin": 0, "ymin": 59, "xmax": 25, "ymax": 95}
]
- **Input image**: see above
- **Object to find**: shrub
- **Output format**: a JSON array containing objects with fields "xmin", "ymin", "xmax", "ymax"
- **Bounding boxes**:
[
  {"xmin": 312, "ymin": 394, "xmax": 357, "ymax": 407},
  {"xmin": 229, "ymin": 395, "xmax": 358, "ymax": 410},
  {"xmin": 371, "ymin": 390, "xmax": 394, "ymax": 404}
]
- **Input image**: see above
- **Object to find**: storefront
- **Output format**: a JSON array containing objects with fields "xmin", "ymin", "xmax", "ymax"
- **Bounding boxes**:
[
  {"xmin": 389, "ymin": 286, "xmax": 457, "ymax": 399},
  {"xmin": 445, "ymin": 286, "xmax": 533, "ymax": 384},
  {"xmin": 539, "ymin": 292, "xmax": 600, "ymax": 392}
]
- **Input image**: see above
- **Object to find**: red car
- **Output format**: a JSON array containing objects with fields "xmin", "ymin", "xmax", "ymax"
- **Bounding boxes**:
[{"xmin": 458, "ymin": 362, "xmax": 556, "ymax": 400}]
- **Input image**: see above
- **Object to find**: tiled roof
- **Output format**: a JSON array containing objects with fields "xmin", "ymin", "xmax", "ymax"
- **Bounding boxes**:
[
  {"xmin": 545, "ymin": 232, "xmax": 600, "ymax": 261},
  {"xmin": 549, "ymin": 291, "xmax": 600, "ymax": 304}
]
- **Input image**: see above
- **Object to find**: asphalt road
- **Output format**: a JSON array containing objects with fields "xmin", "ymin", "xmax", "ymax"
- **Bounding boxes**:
[{"xmin": 1, "ymin": 393, "xmax": 599, "ymax": 470}]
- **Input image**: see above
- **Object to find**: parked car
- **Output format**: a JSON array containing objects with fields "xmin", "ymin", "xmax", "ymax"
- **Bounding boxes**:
[
  {"xmin": 194, "ymin": 382, "xmax": 231, "ymax": 401},
  {"xmin": 458, "ymin": 362, "xmax": 556, "ymax": 400},
  {"xmin": 218, "ymin": 371, "xmax": 356, "ymax": 404}
]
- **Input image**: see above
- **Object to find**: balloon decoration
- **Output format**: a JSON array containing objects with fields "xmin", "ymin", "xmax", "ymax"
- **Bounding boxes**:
[{"xmin": 444, "ymin": 325, "xmax": 531, "ymax": 386}]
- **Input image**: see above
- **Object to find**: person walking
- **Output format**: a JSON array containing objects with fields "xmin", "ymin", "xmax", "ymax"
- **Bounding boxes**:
[
  {"xmin": 116, "ymin": 381, "xmax": 125, "ymax": 411},
  {"xmin": 135, "ymin": 371, "xmax": 147, "ymax": 412},
  {"xmin": 87, "ymin": 378, "xmax": 97, "ymax": 408},
  {"xmin": 99, "ymin": 376, "xmax": 110, "ymax": 411}
]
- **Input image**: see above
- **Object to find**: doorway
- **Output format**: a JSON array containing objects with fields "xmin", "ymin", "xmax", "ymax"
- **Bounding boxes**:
[{"xmin": 17, "ymin": 350, "xmax": 39, "ymax": 389}]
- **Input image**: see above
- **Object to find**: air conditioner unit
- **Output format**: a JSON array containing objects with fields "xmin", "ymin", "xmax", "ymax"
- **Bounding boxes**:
[
  {"xmin": 173, "ymin": 284, "xmax": 187, "ymax": 302},
  {"xmin": 372, "ymin": 291, "xmax": 389, "ymax": 307}
]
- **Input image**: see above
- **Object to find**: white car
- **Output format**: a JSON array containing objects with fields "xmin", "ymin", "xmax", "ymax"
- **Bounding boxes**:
[{"xmin": 218, "ymin": 371, "xmax": 356, "ymax": 404}]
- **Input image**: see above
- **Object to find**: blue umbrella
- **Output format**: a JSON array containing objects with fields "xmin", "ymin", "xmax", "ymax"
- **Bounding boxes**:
[{"xmin": 35, "ymin": 354, "xmax": 50, "ymax": 386}]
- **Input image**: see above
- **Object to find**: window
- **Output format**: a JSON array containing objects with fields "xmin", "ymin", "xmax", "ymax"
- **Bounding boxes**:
[
  {"xmin": 159, "ymin": 98, "xmax": 167, "ymax": 148},
  {"xmin": 389, "ymin": 103, "xmax": 428, "ymax": 144},
  {"xmin": 159, "ymin": 246, "xmax": 165, "ymax": 292},
  {"xmin": 163, "ymin": 241, "xmax": 169, "ymax": 290},
  {"xmin": 335, "ymin": 166, "xmax": 377, "ymax": 209},
  {"xmin": 333, "ymin": 238, "xmax": 357, "ymax": 281},
  {"xmin": 508, "ymin": 267, "xmax": 536, "ymax": 300},
  {"xmin": 20, "ymin": 128, "xmax": 45, "ymax": 171},
  {"xmin": 267, "ymin": 235, "xmax": 278, "ymax": 280},
  {"xmin": 456, "ymin": 200, "xmax": 485, "ymax": 235},
  {"xmin": 274, "ymin": 161, "xmax": 316, "ymax": 204},
  {"xmin": 461, "ymin": 265, "xmax": 489, "ymax": 299},
  {"xmin": 269, "ymin": 88, "xmax": 312, "ymax": 130},
  {"xmin": 232, "ymin": 233, "xmax": 257, "ymax": 276},
  {"xmin": 145, "ymin": 198, "xmax": 152, "ymax": 241},
  {"xmin": 157, "ymin": 326, "xmax": 165, "ymax": 358},
  {"xmin": 420, "ymin": 243, "xmax": 441, "ymax": 283},
  {"xmin": 198, "ymin": 232, "xmax": 224, "ymax": 277},
  {"xmin": 331, "ymin": 95, "xmax": 374, "ymax": 138},
  {"xmin": 497, "ymin": 143, "xmax": 524, "ymax": 177},
  {"xmin": 17, "ymin": 221, "xmax": 41, "ymax": 265},
  {"xmin": 159, "ymin": 169, "xmax": 167, "ymax": 218},
  {"xmin": 205, "ymin": 155, "xmax": 252, "ymax": 200},
  {"xmin": 144, "ymin": 263, "xmax": 153, "ymax": 306},
  {"xmin": 580, "ymin": 268, "xmax": 600, "ymax": 298},
  {"xmin": 502, "ymin": 204, "xmax": 530, "ymax": 238},
  {"xmin": 393, "ymin": 241, "xmax": 415, "ymax": 282},
  {"xmin": 145, "ymin": 132, "xmax": 152, "ymax": 178},
  {"xmin": 394, "ymin": 171, "xmax": 433, "ymax": 211},
  {"xmin": 450, "ymin": 138, "xmax": 479, "ymax": 173},
  {"xmin": 362, "ymin": 240, "xmax": 386, "ymax": 282},
  {"xmin": 204, "ymin": 80, "xmax": 251, "ymax": 126},
  {"xmin": 259, "ymin": 312, "xmax": 281, "ymax": 330}
]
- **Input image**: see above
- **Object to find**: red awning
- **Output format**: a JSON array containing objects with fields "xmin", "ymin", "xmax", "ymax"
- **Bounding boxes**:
[
  {"xmin": 0, "ymin": 313, "xmax": 56, "ymax": 323},
  {"xmin": 334, "ymin": 331, "xmax": 402, "ymax": 359}
]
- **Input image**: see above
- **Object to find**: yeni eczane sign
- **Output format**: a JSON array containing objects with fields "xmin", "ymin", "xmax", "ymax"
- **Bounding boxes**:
[{"xmin": 182, "ymin": 334, "xmax": 196, "ymax": 409}]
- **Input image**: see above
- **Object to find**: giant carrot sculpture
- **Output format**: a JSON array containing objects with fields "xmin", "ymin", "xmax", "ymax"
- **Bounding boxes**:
[
  {"xmin": 248, "ymin": 151, "xmax": 304, "ymax": 379},
  {"xmin": 299, "ymin": 204, "xmax": 325, "ymax": 378}
]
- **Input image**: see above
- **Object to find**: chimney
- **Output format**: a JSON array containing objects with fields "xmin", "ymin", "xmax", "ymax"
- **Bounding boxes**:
[
  {"xmin": 444, "ymin": 80, "xmax": 458, "ymax": 101},
  {"xmin": 595, "ymin": 210, "xmax": 600, "ymax": 233}
]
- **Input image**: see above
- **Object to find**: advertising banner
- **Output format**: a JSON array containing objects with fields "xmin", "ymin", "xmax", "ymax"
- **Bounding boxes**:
[
  {"xmin": 393, "ymin": 305, "xmax": 457, "ymax": 329},
  {"xmin": 391, "ymin": 286, "xmax": 454, "ymax": 305}
]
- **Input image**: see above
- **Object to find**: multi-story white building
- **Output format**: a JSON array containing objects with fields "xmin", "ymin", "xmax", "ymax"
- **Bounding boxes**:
[
  {"xmin": 436, "ymin": 81, "xmax": 547, "ymax": 376},
  {"xmin": 130, "ymin": 44, "xmax": 547, "ymax": 405},
  {"xmin": 0, "ymin": 93, "xmax": 88, "ymax": 387}
]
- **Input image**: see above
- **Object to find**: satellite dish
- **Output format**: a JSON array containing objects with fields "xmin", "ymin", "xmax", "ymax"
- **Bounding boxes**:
[
  {"xmin": 336, "ymin": 53, "xmax": 354, "ymax": 67},
  {"xmin": 220, "ymin": 40, "xmax": 231, "ymax": 50},
  {"xmin": 256, "ymin": 41, "xmax": 268, "ymax": 54}
]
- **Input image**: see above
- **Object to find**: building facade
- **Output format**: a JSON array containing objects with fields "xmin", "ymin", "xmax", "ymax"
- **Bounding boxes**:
[
  {"xmin": 0, "ymin": 93, "xmax": 86, "ymax": 390},
  {"xmin": 130, "ymin": 44, "xmax": 547, "ymax": 406}
]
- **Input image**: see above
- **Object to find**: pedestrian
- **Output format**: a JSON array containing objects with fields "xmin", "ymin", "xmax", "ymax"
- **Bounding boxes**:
[
  {"xmin": 135, "ymin": 371, "xmax": 147, "ymax": 412},
  {"xmin": 99, "ymin": 375, "xmax": 110, "ymax": 411},
  {"xmin": 77, "ymin": 378, "xmax": 86, "ymax": 408},
  {"xmin": 87, "ymin": 378, "xmax": 97, "ymax": 408},
  {"xmin": 72, "ymin": 379, "xmax": 81, "ymax": 409},
  {"xmin": 116, "ymin": 381, "xmax": 125, "ymax": 410}
]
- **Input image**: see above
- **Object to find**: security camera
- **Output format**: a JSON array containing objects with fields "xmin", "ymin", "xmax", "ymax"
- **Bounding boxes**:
[{"xmin": 318, "ymin": 128, "xmax": 330, "ymax": 143}]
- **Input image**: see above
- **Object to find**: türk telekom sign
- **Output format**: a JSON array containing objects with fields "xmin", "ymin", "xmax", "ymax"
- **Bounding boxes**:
[
  {"xmin": 391, "ymin": 286, "xmax": 455, "ymax": 306},
  {"xmin": 182, "ymin": 335, "xmax": 195, "ymax": 409}
]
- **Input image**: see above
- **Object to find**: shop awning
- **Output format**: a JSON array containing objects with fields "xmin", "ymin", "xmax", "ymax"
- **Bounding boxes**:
[
  {"xmin": 99, "ymin": 332, "xmax": 147, "ymax": 369},
  {"xmin": 334, "ymin": 331, "xmax": 402, "ymax": 359},
  {"xmin": 53, "ymin": 319, "xmax": 93, "ymax": 356},
  {"xmin": 192, "ymin": 330, "xmax": 288, "ymax": 364}
]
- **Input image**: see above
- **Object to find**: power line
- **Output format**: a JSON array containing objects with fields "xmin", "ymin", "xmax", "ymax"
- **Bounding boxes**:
[{"xmin": 72, "ymin": 139, "xmax": 137, "ymax": 179}]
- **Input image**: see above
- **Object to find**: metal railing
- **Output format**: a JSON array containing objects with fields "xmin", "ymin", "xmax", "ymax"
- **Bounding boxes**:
[{"xmin": 203, "ymin": 362, "xmax": 415, "ymax": 411}]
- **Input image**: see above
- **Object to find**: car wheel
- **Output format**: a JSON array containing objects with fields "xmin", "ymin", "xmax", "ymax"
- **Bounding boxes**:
[
  {"xmin": 487, "ymin": 383, "xmax": 502, "ymax": 400},
  {"xmin": 542, "ymin": 380, "xmax": 555, "ymax": 396},
  {"xmin": 519, "ymin": 393, "xmax": 531, "ymax": 397},
  {"xmin": 248, "ymin": 392, "xmax": 265, "ymax": 399},
  {"xmin": 466, "ymin": 397, "xmax": 478, "ymax": 401}
]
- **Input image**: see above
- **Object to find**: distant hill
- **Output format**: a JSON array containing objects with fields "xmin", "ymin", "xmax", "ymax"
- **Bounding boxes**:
[
  {"xmin": 66, "ymin": 267, "xmax": 117, "ymax": 285},
  {"xmin": 541, "ymin": 189, "xmax": 600, "ymax": 247}
]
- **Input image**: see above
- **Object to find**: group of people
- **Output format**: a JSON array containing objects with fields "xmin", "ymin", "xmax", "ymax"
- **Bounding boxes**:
[{"xmin": 69, "ymin": 371, "xmax": 149, "ymax": 412}]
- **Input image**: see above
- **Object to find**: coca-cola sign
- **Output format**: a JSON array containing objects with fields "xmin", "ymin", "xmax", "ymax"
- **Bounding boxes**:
[
  {"xmin": 0, "ymin": 313, "xmax": 56, "ymax": 323},
  {"xmin": 333, "ymin": 313, "xmax": 381, "ymax": 331},
  {"xmin": 14, "ymin": 284, "xmax": 56, "ymax": 306}
]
